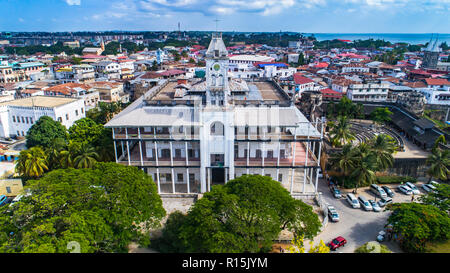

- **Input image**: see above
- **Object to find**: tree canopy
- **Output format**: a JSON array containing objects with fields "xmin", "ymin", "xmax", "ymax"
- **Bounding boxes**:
[
  {"xmin": 419, "ymin": 183, "xmax": 450, "ymax": 213},
  {"xmin": 26, "ymin": 116, "xmax": 68, "ymax": 149},
  {"xmin": 154, "ymin": 175, "xmax": 321, "ymax": 253},
  {"xmin": 386, "ymin": 202, "xmax": 450, "ymax": 253},
  {"xmin": 0, "ymin": 163, "xmax": 165, "ymax": 253}
]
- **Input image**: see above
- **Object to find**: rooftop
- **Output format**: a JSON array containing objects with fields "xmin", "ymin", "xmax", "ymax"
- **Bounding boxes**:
[{"xmin": 0, "ymin": 96, "xmax": 80, "ymax": 108}]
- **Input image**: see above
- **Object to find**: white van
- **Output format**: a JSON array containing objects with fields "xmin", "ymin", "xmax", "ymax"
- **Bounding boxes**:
[
  {"xmin": 370, "ymin": 184, "xmax": 387, "ymax": 198},
  {"xmin": 346, "ymin": 193, "xmax": 360, "ymax": 209}
]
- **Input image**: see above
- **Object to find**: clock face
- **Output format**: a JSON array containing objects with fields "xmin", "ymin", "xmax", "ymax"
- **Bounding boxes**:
[{"xmin": 213, "ymin": 63, "xmax": 221, "ymax": 71}]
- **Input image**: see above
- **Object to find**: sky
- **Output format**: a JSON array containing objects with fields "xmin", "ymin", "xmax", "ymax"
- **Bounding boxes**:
[{"xmin": 0, "ymin": 0, "xmax": 449, "ymax": 33}]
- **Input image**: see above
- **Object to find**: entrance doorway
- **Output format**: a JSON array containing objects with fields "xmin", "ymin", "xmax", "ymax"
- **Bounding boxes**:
[{"xmin": 211, "ymin": 168, "xmax": 225, "ymax": 185}]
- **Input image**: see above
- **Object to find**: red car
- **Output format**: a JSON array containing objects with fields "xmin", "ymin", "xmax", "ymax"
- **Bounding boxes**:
[{"xmin": 327, "ymin": 236, "xmax": 347, "ymax": 251}]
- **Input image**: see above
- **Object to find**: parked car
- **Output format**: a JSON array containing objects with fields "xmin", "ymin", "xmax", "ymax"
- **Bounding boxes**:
[
  {"xmin": 346, "ymin": 193, "xmax": 360, "ymax": 209},
  {"xmin": 330, "ymin": 186, "xmax": 342, "ymax": 199},
  {"xmin": 370, "ymin": 184, "xmax": 387, "ymax": 198},
  {"xmin": 327, "ymin": 205, "xmax": 340, "ymax": 222},
  {"xmin": 381, "ymin": 186, "xmax": 395, "ymax": 197},
  {"xmin": 430, "ymin": 181, "xmax": 440, "ymax": 187},
  {"xmin": 422, "ymin": 183, "xmax": 437, "ymax": 193},
  {"xmin": 377, "ymin": 197, "xmax": 393, "ymax": 207},
  {"xmin": 0, "ymin": 195, "xmax": 8, "ymax": 206},
  {"xmin": 369, "ymin": 200, "xmax": 382, "ymax": 212},
  {"xmin": 405, "ymin": 182, "xmax": 420, "ymax": 195},
  {"xmin": 358, "ymin": 196, "xmax": 373, "ymax": 211},
  {"xmin": 327, "ymin": 236, "xmax": 347, "ymax": 251},
  {"xmin": 398, "ymin": 185, "xmax": 413, "ymax": 195}
]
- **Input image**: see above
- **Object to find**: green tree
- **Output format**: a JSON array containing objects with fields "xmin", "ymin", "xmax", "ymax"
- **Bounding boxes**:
[
  {"xmin": 386, "ymin": 203, "xmax": 450, "ymax": 253},
  {"xmin": 15, "ymin": 147, "xmax": 48, "ymax": 178},
  {"xmin": 419, "ymin": 183, "xmax": 450, "ymax": 213},
  {"xmin": 329, "ymin": 116, "xmax": 355, "ymax": 147},
  {"xmin": 369, "ymin": 134, "xmax": 396, "ymax": 171},
  {"xmin": 68, "ymin": 118, "xmax": 105, "ymax": 144},
  {"xmin": 26, "ymin": 116, "xmax": 68, "ymax": 149},
  {"xmin": 370, "ymin": 107, "xmax": 393, "ymax": 126},
  {"xmin": 354, "ymin": 242, "xmax": 392, "ymax": 253},
  {"xmin": 73, "ymin": 143, "xmax": 99, "ymax": 169},
  {"xmin": 158, "ymin": 175, "xmax": 321, "ymax": 253},
  {"xmin": 328, "ymin": 144, "xmax": 355, "ymax": 177},
  {"xmin": 426, "ymin": 148, "xmax": 450, "ymax": 182},
  {"xmin": 350, "ymin": 143, "xmax": 378, "ymax": 192},
  {"xmin": 0, "ymin": 163, "xmax": 165, "ymax": 253}
]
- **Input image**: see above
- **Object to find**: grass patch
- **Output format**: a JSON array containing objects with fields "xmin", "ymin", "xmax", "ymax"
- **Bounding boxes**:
[{"xmin": 426, "ymin": 240, "xmax": 450, "ymax": 253}]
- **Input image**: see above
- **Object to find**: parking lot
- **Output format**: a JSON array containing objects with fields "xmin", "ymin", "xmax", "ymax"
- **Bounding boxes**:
[{"xmin": 307, "ymin": 179, "xmax": 427, "ymax": 253}]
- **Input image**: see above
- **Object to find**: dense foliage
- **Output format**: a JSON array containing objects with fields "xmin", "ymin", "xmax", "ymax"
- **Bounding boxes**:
[
  {"xmin": 154, "ymin": 175, "xmax": 321, "ymax": 253},
  {"xmin": 1, "ymin": 163, "xmax": 166, "ymax": 253},
  {"xmin": 419, "ymin": 183, "xmax": 450, "ymax": 213},
  {"xmin": 354, "ymin": 242, "xmax": 392, "ymax": 253},
  {"xmin": 328, "ymin": 135, "xmax": 397, "ymax": 190},
  {"xmin": 26, "ymin": 116, "xmax": 68, "ymax": 149},
  {"xmin": 375, "ymin": 175, "xmax": 417, "ymax": 184},
  {"xmin": 386, "ymin": 203, "xmax": 450, "ymax": 253}
]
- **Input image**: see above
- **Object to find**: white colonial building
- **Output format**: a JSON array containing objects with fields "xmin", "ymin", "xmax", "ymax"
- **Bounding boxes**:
[
  {"xmin": 105, "ymin": 34, "xmax": 324, "ymax": 196},
  {"xmin": 346, "ymin": 81, "xmax": 390, "ymax": 102},
  {"xmin": 0, "ymin": 96, "xmax": 86, "ymax": 138}
]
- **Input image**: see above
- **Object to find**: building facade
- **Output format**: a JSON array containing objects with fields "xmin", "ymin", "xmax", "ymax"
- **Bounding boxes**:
[{"xmin": 106, "ymin": 34, "xmax": 324, "ymax": 196}]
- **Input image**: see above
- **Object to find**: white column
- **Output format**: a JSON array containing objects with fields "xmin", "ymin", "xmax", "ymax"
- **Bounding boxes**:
[
  {"xmin": 208, "ymin": 168, "xmax": 211, "ymax": 192},
  {"xmin": 315, "ymin": 121, "xmax": 324, "ymax": 193},
  {"xmin": 154, "ymin": 141, "xmax": 160, "ymax": 193},
  {"xmin": 138, "ymin": 127, "xmax": 141, "ymax": 138},
  {"xmin": 185, "ymin": 141, "xmax": 190, "ymax": 194},
  {"xmin": 291, "ymin": 134, "xmax": 297, "ymax": 194},
  {"xmin": 139, "ymin": 141, "xmax": 144, "ymax": 166},
  {"xmin": 246, "ymin": 142, "xmax": 250, "ymax": 175},
  {"xmin": 125, "ymin": 127, "xmax": 128, "ymax": 139},
  {"xmin": 225, "ymin": 168, "xmax": 228, "ymax": 183},
  {"xmin": 113, "ymin": 141, "xmax": 118, "ymax": 163},
  {"xmin": 156, "ymin": 168, "xmax": 161, "ymax": 194},
  {"xmin": 171, "ymin": 168, "xmax": 175, "ymax": 194},
  {"xmin": 126, "ymin": 141, "xmax": 131, "ymax": 166},
  {"xmin": 303, "ymin": 124, "xmax": 311, "ymax": 194}
]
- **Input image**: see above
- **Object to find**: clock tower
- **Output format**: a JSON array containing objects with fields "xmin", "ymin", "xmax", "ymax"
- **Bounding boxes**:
[{"xmin": 205, "ymin": 33, "xmax": 229, "ymax": 106}]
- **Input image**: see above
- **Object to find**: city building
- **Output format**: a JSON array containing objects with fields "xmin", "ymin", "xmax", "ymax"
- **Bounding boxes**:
[
  {"xmin": 0, "ymin": 96, "xmax": 85, "ymax": 138},
  {"xmin": 105, "ymin": 34, "xmax": 324, "ymax": 196},
  {"xmin": 346, "ymin": 80, "xmax": 390, "ymax": 102}
]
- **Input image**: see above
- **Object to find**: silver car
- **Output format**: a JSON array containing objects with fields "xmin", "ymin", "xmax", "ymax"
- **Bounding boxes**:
[
  {"xmin": 327, "ymin": 205, "xmax": 340, "ymax": 222},
  {"xmin": 369, "ymin": 200, "xmax": 382, "ymax": 212},
  {"xmin": 358, "ymin": 196, "xmax": 373, "ymax": 211},
  {"xmin": 422, "ymin": 183, "xmax": 437, "ymax": 193},
  {"xmin": 378, "ymin": 197, "xmax": 393, "ymax": 207},
  {"xmin": 405, "ymin": 182, "xmax": 420, "ymax": 195},
  {"xmin": 398, "ymin": 185, "xmax": 412, "ymax": 195}
]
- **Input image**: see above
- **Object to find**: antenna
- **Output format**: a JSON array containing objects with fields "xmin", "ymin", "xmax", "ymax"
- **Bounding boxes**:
[{"xmin": 214, "ymin": 18, "xmax": 221, "ymax": 33}]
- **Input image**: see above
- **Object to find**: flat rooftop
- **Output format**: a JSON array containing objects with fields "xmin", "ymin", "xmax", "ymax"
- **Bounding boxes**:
[
  {"xmin": 146, "ymin": 79, "xmax": 291, "ymax": 106},
  {"xmin": 0, "ymin": 96, "xmax": 80, "ymax": 108}
]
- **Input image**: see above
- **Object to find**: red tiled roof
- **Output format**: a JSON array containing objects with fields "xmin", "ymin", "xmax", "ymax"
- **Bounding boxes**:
[
  {"xmin": 320, "ymin": 88, "xmax": 343, "ymax": 97},
  {"xmin": 424, "ymin": 78, "xmax": 450, "ymax": 86},
  {"xmin": 293, "ymin": 73, "xmax": 314, "ymax": 85}
]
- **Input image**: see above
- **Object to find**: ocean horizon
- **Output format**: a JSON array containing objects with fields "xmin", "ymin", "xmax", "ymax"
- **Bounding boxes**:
[{"xmin": 307, "ymin": 33, "xmax": 450, "ymax": 45}]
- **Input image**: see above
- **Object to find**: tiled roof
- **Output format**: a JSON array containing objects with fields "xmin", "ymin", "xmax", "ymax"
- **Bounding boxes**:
[{"xmin": 293, "ymin": 73, "xmax": 314, "ymax": 85}]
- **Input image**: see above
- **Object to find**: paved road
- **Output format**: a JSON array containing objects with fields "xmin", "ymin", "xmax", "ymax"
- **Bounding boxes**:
[{"xmin": 307, "ymin": 179, "xmax": 426, "ymax": 253}]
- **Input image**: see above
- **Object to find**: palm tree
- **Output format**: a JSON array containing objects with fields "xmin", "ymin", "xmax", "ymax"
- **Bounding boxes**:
[
  {"xmin": 350, "ymin": 143, "xmax": 378, "ymax": 193},
  {"xmin": 73, "ymin": 143, "xmax": 99, "ymax": 169},
  {"xmin": 328, "ymin": 144, "xmax": 356, "ymax": 176},
  {"xmin": 15, "ymin": 147, "xmax": 48, "ymax": 178},
  {"xmin": 329, "ymin": 116, "xmax": 355, "ymax": 147},
  {"xmin": 369, "ymin": 134, "xmax": 396, "ymax": 171},
  {"xmin": 58, "ymin": 140, "xmax": 80, "ymax": 168},
  {"xmin": 426, "ymin": 148, "xmax": 450, "ymax": 182},
  {"xmin": 46, "ymin": 138, "xmax": 67, "ymax": 170}
]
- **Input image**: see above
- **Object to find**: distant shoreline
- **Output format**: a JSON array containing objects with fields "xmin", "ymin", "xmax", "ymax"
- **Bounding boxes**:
[{"xmin": 306, "ymin": 33, "xmax": 450, "ymax": 45}]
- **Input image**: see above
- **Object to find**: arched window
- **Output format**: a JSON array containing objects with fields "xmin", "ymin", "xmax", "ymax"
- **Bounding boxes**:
[{"xmin": 210, "ymin": 121, "xmax": 224, "ymax": 136}]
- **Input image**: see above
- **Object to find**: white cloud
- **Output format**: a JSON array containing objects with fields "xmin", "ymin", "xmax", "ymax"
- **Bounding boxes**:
[{"xmin": 65, "ymin": 0, "xmax": 81, "ymax": 5}]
